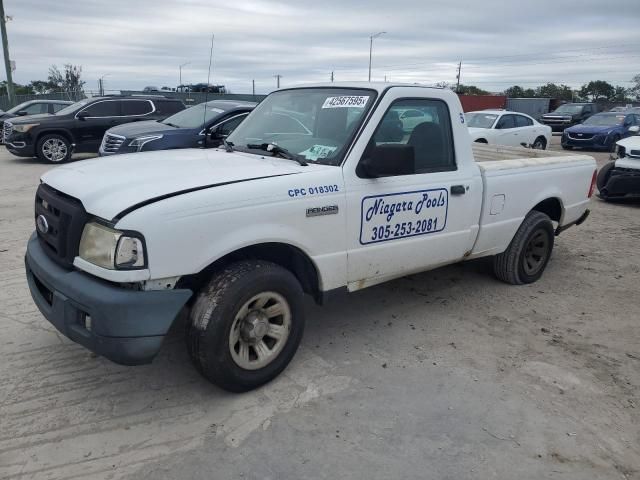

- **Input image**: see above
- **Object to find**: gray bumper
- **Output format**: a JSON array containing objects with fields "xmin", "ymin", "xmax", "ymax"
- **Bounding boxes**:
[{"xmin": 25, "ymin": 233, "xmax": 192, "ymax": 365}]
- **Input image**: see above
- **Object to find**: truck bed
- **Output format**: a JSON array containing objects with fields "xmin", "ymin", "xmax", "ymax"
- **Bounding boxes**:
[{"xmin": 472, "ymin": 143, "xmax": 594, "ymax": 171}]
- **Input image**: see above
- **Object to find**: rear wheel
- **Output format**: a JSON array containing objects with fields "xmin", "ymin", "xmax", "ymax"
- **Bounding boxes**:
[
  {"xmin": 494, "ymin": 211, "xmax": 555, "ymax": 285},
  {"xmin": 36, "ymin": 134, "xmax": 71, "ymax": 163},
  {"xmin": 609, "ymin": 135, "xmax": 620, "ymax": 153},
  {"xmin": 532, "ymin": 137, "xmax": 547, "ymax": 150},
  {"xmin": 596, "ymin": 161, "xmax": 615, "ymax": 200},
  {"xmin": 186, "ymin": 260, "xmax": 305, "ymax": 392}
]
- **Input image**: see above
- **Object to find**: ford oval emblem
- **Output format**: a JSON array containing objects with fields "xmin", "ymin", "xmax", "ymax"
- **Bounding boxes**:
[{"xmin": 36, "ymin": 214, "xmax": 49, "ymax": 234}]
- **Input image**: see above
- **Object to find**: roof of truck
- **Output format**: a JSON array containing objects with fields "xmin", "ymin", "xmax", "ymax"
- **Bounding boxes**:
[{"xmin": 277, "ymin": 82, "xmax": 445, "ymax": 94}]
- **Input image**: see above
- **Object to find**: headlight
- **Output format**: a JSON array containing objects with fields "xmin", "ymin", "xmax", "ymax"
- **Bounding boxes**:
[
  {"xmin": 13, "ymin": 123, "xmax": 39, "ymax": 133},
  {"xmin": 128, "ymin": 134, "xmax": 163, "ymax": 152},
  {"xmin": 79, "ymin": 222, "xmax": 146, "ymax": 269}
]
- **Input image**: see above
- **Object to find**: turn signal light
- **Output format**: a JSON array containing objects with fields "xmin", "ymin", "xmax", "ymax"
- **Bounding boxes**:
[{"xmin": 588, "ymin": 170, "xmax": 597, "ymax": 198}]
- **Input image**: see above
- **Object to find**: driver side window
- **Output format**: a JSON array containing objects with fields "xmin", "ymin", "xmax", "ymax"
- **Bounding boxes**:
[
  {"xmin": 367, "ymin": 98, "xmax": 456, "ymax": 174},
  {"xmin": 496, "ymin": 115, "xmax": 516, "ymax": 129}
]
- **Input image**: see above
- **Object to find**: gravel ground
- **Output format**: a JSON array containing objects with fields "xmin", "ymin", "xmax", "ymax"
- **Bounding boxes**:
[{"xmin": 0, "ymin": 138, "xmax": 638, "ymax": 480}]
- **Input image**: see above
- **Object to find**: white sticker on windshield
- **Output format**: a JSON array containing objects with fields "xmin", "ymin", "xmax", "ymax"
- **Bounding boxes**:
[
  {"xmin": 299, "ymin": 144, "xmax": 337, "ymax": 161},
  {"xmin": 322, "ymin": 96, "xmax": 369, "ymax": 109}
]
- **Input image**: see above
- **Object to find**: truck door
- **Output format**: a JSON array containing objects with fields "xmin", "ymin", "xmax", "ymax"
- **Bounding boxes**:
[{"xmin": 343, "ymin": 91, "xmax": 482, "ymax": 289}]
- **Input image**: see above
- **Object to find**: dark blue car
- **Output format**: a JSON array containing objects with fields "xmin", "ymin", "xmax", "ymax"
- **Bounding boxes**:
[
  {"xmin": 99, "ymin": 100, "xmax": 256, "ymax": 156},
  {"xmin": 561, "ymin": 112, "xmax": 640, "ymax": 151}
]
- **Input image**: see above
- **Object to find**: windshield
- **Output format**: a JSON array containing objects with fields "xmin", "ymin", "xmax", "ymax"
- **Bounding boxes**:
[
  {"xmin": 162, "ymin": 103, "xmax": 225, "ymax": 129},
  {"xmin": 553, "ymin": 105, "xmax": 584, "ymax": 114},
  {"xmin": 227, "ymin": 88, "xmax": 376, "ymax": 165},
  {"xmin": 465, "ymin": 113, "xmax": 498, "ymax": 129},
  {"xmin": 583, "ymin": 114, "xmax": 626, "ymax": 126},
  {"xmin": 54, "ymin": 99, "xmax": 91, "ymax": 116}
]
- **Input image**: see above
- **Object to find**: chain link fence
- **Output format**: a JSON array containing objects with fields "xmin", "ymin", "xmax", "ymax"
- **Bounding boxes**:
[{"xmin": 0, "ymin": 90, "xmax": 265, "ymax": 111}]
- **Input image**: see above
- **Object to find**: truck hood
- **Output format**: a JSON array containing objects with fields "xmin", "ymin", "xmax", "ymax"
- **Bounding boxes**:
[{"xmin": 41, "ymin": 148, "xmax": 313, "ymax": 220}]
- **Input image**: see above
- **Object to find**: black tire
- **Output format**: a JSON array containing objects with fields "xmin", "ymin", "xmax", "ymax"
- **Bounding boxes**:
[
  {"xmin": 493, "ymin": 211, "xmax": 555, "ymax": 285},
  {"xmin": 532, "ymin": 137, "xmax": 547, "ymax": 150},
  {"xmin": 596, "ymin": 161, "xmax": 615, "ymax": 195},
  {"xmin": 561, "ymin": 144, "xmax": 573, "ymax": 150},
  {"xmin": 186, "ymin": 260, "xmax": 305, "ymax": 392},
  {"xmin": 475, "ymin": 138, "xmax": 488, "ymax": 144},
  {"xmin": 36, "ymin": 134, "xmax": 72, "ymax": 163}
]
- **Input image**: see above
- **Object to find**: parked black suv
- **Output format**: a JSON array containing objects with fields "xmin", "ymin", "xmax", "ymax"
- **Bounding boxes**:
[
  {"xmin": 4, "ymin": 96, "xmax": 185, "ymax": 163},
  {"xmin": 540, "ymin": 103, "xmax": 598, "ymax": 132},
  {"xmin": 99, "ymin": 100, "xmax": 255, "ymax": 156}
]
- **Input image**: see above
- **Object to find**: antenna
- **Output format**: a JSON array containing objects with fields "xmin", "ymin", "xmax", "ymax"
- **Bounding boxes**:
[{"xmin": 202, "ymin": 33, "xmax": 215, "ymax": 131}]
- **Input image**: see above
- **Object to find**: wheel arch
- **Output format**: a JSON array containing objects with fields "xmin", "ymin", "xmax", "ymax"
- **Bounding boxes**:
[
  {"xmin": 35, "ymin": 128, "xmax": 76, "ymax": 147},
  {"xmin": 178, "ymin": 242, "xmax": 322, "ymax": 304},
  {"xmin": 474, "ymin": 138, "xmax": 488, "ymax": 143},
  {"xmin": 531, "ymin": 197, "xmax": 563, "ymax": 223}
]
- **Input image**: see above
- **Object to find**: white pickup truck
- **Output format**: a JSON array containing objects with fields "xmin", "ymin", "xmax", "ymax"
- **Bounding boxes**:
[{"xmin": 25, "ymin": 83, "xmax": 597, "ymax": 392}]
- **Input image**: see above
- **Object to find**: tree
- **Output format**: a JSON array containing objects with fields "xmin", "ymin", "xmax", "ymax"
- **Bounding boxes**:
[
  {"xmin": 579, "ymin": 80, "xmax": 615, "ymax": 101},
  {"xmin": 28, "ymin": 80, "xmax": 56, "ymax": 94},
  {"xmin": 456, "ymin": 84, "xmax": 490, "ymax": 95},
  {"xmin": 47, "ymin": 64, "xmax": 85, "ymax": 93},
  {"xmin": 0, "ymin": 81, "xmax": 30, "ymax": 95},
  {"xmin": 630, "ymin": 74, "xmax": 640, "ymax": 99},
  {"xmin": 612, "ymin": 86, "xmax": 630, "ymax": 103},
  {"xmin": 504, "ymin": 85, "xmax": 526, "ymax": 98},
  {"xmin": 535, "ymin": 83, "xmax": 574, "ymax": 101}
]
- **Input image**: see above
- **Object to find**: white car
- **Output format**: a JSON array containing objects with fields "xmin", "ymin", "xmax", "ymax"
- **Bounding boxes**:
[
  {"xmin": 596, "ymin": 135, "xmax": 640, "ymax": 200},
  {"xmin": 466, "ymin": 110, "xmax": 552, "ymax": 149},
  {"xmin": 25, "ymin": 83, "xmax": 596, "ymax": 392}
]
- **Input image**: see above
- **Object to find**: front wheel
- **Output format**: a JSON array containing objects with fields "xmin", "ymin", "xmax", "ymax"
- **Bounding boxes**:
[
  {"xmin": 493, "ymin": 211, "xmax": 555, "ymax": 285},
  {"xmin": 532, "ymin": 137, "xmax": 547, "ymax": 150},
  {"xmin": 186, "ymin": 260, "xmax": 305, "ymax": 392},
  {"xmin": 36, "ymin": 134, "xmax": 72, "ymax": 163}
]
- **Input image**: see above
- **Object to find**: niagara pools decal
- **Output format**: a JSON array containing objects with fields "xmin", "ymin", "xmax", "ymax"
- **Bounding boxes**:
[{"xmin": 360, "ymin": 188, "xmax": 448, "ymax": 245}]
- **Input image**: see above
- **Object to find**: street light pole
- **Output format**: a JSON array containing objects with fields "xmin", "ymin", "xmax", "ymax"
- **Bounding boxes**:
[
  {"xmin": 179, "ymin": 61, "xmax": 190, "ymax": 89},
  {"xmin": 368, "ymin": 31, "xmax": 386, "ymax": 82},
  {"xmin": 99, "ymin": 74, "xmax": 109, "ymax": 96},
  {"xmin": 0, "ymin": 0, "xmax": 15, "ymax": 106}
]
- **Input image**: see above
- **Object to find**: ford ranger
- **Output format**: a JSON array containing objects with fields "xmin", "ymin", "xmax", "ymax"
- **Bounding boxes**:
[{"xmin": 24, "ymin": 83, "xmax": 597, "ymax": 392}]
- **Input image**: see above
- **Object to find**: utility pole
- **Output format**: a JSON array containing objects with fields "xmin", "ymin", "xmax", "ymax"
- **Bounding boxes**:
[
  {"xmin": 455, "ymin": 60, "xmax": 462, "ymax": 93},
  {"xmin": 0, "ymin": 0, "xmax": 15, "ymax": 106},
  {"xmin": 368, "ymin": 31, "xmax": 386, "ymax": 82},
  {"xmin": 274, "ymin": 74, "xmax": 282, "ymax": 89},
  {"xmin": 330, "ymin": 71, "xmax": 334, "ymax": 82},
  {"xmin": 179, "ymin": 61, "xmax": 190, "ymax": 89}
]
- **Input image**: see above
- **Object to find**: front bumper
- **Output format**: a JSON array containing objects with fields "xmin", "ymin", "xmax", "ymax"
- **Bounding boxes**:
[
  {"xmin": 5, "ymin": 132, "xmax": 36, "ymax": 157},
  {"xmin": 561, "ymin": 134, "xmax": 613, "ymax": 151},
  {"xmin": 25, "ymin": 233, "xmax": 192, "ymax": 365},
  {"xmin": 602, "ymin": 167, "xmax": 640, "ymax": 197}
]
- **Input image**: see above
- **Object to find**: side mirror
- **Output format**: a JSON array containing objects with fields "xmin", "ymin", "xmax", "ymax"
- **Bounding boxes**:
[
  {"xmin": 76, "ymin": 111, "xmax": 89, "ymax": 121},
  {"xmin": 359, "ymin": 144, "xmax": 414, "ymax": 178},
  {"xmin": 629, "ymin": 125, "xmax": 640, "ymax": 134},
  {"xmin": 16, "ymin": 110, "xmax": 28, "ymax": 116}
]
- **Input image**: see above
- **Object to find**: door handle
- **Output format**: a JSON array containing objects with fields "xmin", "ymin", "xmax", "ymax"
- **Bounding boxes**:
[{"xmin": 450, "ymin": 185, "xmax": 466, "ymax": 195}]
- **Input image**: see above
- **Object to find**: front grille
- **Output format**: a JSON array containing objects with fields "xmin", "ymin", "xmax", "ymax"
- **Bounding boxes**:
[
  {"xmin": 629, "ymin": 149, "xmax": 640, "ymax": 158},
  {"xmin": 543, "ymin": 117, "xmax": 569, "ymax": 124},
  {"xmin": 3, "ymin": 121, "xmax": 12, "ymax": 143},
  {"xmin": 567, "ymin": 133, "xmax": 594, "ymax": 140},
  {"xmin": 35, "ymin": 184, "xmax": 89, "ymax": 268},
  {"xmin": 101, "ymin": 133, "xmax": 125, "ymax": 153}
]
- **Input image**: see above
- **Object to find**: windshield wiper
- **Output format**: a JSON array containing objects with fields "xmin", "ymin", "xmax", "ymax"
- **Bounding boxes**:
[
  {"xmin": 223, "ymin": 139, "xmax": 234, "ymax": 152},
  {"xmin": 246, "ymin": 143, "xmax": 307, "ymax": 166}
]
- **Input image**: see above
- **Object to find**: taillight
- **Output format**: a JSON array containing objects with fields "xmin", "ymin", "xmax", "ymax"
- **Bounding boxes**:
[{"xmin": 588, "ymin": 169, "xmax": 597, "ymax": 198}]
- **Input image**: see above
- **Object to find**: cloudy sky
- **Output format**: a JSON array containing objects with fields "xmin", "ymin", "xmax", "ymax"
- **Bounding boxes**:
[{"xmin": 5, "ymin": 0, "xmax": 640, "ymax": 94}]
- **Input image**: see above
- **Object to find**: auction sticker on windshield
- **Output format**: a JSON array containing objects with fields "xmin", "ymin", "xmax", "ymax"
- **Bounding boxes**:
[
  {"xmin": 322, "ymin": 96, "xmax": 369, "ymax": 108},
  {"xmin": 359, "ymin": 189, "xmax": 448, "ymax": 245}
]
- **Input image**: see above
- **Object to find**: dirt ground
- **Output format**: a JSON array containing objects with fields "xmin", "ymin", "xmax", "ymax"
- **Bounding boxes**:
[{"xmin": 0, "ymin": 137, "xmax": 639, "ymax": 480}]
